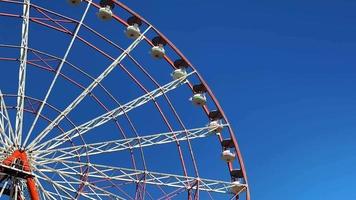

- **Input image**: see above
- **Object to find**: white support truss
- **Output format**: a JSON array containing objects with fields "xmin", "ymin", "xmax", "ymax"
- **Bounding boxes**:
[
  {"xmin": 27, "ymin": 25, "xmax": 153, "ymax": 150},
  {"xmin": 15, "ymin": 0, "xmax": 31, "ymax": 147},
  {"xmin": 34, "ymin": 125, "xmax": 227, "ymax": 161},
  {"xmin": 32, "ymin": 72, "xmax": 193, "ymax": 152},
  {"xmin": 34, "ymin": 159, "xmax": 247, "ymax": 195}
]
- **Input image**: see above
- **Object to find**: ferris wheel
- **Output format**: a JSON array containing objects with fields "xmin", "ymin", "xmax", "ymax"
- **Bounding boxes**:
[{"xmin": 0, "ymin": 0, "xmax": 250, "ymax": 199}]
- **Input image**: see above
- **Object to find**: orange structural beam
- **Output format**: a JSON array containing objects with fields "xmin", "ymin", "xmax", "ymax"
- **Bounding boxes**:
[{"xmin": 2, "ymin": 150, "xmax": 39, "ymax": 200}]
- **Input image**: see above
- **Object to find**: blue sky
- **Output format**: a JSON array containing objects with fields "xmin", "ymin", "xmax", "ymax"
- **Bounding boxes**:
[
  {"xmin": 0, "ymin": 0, "xmax": 356, "ymax": 199},
  {"xmin": 121, "ymin": 0, "xmax": 356, "ymax": 199}
]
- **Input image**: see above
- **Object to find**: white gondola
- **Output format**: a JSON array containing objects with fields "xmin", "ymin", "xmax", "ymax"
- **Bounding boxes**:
[
  {"xmin": 221, "ymin": 149, "xmax": 235, "ymax": 162},
  {"xmin": 125, "ymin": 24, "xmax": 141, "ymax": 39},
  {"xmin": 208, "ymin": 120, "xmax": 223, "ymax": 133},
  {"xmin": 150, "ymin": 45, "xmax": 165, "ymax": 59},
  {"xmin": 171, "ymin": 68, "xmax": 187, "ymax": 80},
  {"xmin": 191, "ymin": 93, "xmax": 207, "ymax": 106},
  {"xmin": 67, "ymin": 0, "xmax": 81, "ymax": 5},
  {"xmin": 231, "ymin": 181, "xmax": 244, "ymax": 194},
  {"xmin": 97, "ymin": 6, "xmax": 113, "ymax": 20}
]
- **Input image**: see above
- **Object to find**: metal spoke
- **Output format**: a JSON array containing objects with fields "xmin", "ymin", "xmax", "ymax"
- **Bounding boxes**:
[
  {"xmin": 34, "ymin": 167, "xmax": 79, "ymax": 199},
  {"xmin": 0, "ymin": 180, "xmax": 9, "ymax": 197},
  {"xmin": 15, "ymin": 0, "xmax": 31, "ymax": 147},
  {"xmin": 35, "ymin": 177, "xmax": 59, "ymax": 200},
  {"xmin": 32, "ymin": 73, "xmax": 192, "ymax": 152},
  {"xmin": 22, "ymin": 0, "xmax": 93, "ymax": 148},
  {"xmin": 35, "ymin": 158, "xmax": 246, "ymax": 195},
  {"xmin": 27, "ymin": 25, "xmax": 153, "ymax": 150},
  {"xmin": 34, "ymin": 162, "xmax": 126, "ymax": 200},
  {"xmin": 0, "ymin": 91, "xmax": 15, "ymax": 149},
  {"xmin": 35, "ymin": 125, "xmax": 226, "ymax": 161}
]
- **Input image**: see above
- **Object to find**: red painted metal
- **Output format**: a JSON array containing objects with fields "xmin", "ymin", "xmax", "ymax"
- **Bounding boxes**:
[{"xmin": 2, "ymin": 150, "xmax": 39, "ymax": 200}]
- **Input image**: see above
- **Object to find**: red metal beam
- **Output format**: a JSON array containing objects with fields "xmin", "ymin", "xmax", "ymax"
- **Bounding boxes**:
[{"xmin": 2, "ymin": 150, "xmax": 39, "ymax": 200}]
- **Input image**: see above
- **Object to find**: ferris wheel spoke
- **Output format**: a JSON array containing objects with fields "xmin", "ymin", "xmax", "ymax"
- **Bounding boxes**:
[
  {"xmin": 81, "ymin": 185, "xmax": 105, "ymax": 200},
  {"xmin": 34, "ymin": 177, "xmax": 60, "ymax": 200},
  {"xmin": 34, "ymin": 169, "xmax": 77, "ymax": 199},
  {"xmin": 34, "ymin": 162, "xmax": 127, "ymax": 200},
  {"xmin": 0, "ymin": 133, "xmax": 9, "ymax": 150},
  {"xmin": 35, "ymin": 125, "xmax": 226, "ymax": 161},
  {"xmin": 43, "ymin": 189, "xmax": 67, "ymax": 200},
  {"xmin": 0, "ymin": 124, "xmax": 10, "ymax": 150},
  {"xmin": 15, "ymin": 0, "xmax": 31, "ymax": 147},
  {"xmin": 34, "ymin": 158, "xmax": 246, "ymax": 195},
  {"xmin": 34, "ymin": 165, "xmax": 82, "ymax": 192},
  {"xmin": 0, "ymin": 179, "xmax": 9, "ymax": 197},
  {"xmin": 32, "ymin": 73, "xmax": 193, "ymax": 152},
  {"xmin": 27, "ymin": 25, "xmax": 153, "ymax": 151},
  {"xmin": 36, "ymin": 161, "xmax": 143, "ymax": 199},
  {"xmin": 22, "ymin": 0, "xmax": 93, "ymax": 148},
  {"xmin": 0, "ymin": 91, "xmax": 15, "ymax": 148}
]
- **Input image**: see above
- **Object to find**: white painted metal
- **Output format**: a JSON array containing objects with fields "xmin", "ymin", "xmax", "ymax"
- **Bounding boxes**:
[
  {"xmin": 0, "ymin": 180, "xmax": 8, "ymax": 197},
  {"xmin": 34, "ymin": 125, "xmax": 227, "ymax": 161},
  {"xmin": 23, "ymin": 0, "xmax": 93, "ymax": 148},
  {"xmin": 33, "ymin": 72, "xmax": 193, "ymax": 152},
  {"xmin": 15, "ymin": 0, "xmax": 31, "ymax": 147},
  {"xmin": 34, "ymin": 158, "xmax": 247, "ymax": 195},
  {"xmin": 33, "ymin": 164, "xmax": 126, "ymax": 200},
  {"xmin": 27, "ymin": 26, "xmax": 152, "ymax": 151},
  {"xmin": 0, "ymin": 91, "xmax": 14, "ymax": 149}
]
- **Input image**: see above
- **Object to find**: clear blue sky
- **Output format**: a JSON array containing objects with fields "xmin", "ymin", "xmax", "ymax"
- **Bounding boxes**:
[
  {"xmin": 1, "ymin": 0, "xmax": 356, "ymax": 199},
  {"xmin": 122, "ymin": 0, "xmax": 356, "ymax": 199}
]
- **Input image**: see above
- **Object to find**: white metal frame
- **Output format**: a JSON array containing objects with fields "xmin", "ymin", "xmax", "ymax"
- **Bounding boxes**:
[
  {"xmin": 27, "ymin": 25, "xmax": 153, "ymax": 150},
  {"xmin": 34, "ymin": 158, "xmax": 247, "ymax": 195},
  {"xmin": 34, "ymin": 125, "xmax": 227, "ymax": 161},
  {"xmin": 15, "ymin": 0, "xmax": 31, "ymax": 148},
  {"xmin": 32, "ymin": 72, "xmax": 192, "ymax": 152},
  {"xmin": 23, "ymin": 0, "xmax": 94, "ymax": 148}
]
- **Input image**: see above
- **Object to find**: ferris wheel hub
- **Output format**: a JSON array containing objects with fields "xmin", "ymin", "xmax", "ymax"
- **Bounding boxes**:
[{"xmin": 0, "ymin": 150, "xmax": 39, "ymax": 200}]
